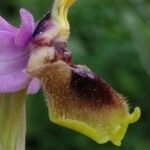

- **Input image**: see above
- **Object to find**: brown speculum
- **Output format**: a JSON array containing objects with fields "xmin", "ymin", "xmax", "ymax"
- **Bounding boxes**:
[
  {"xmin": 70, "ymin": 66, "xmax": 114, "ymax": 104},
  {"xmin": 31, "ymin": 11, "xmax": 116, "ymax": 106}
]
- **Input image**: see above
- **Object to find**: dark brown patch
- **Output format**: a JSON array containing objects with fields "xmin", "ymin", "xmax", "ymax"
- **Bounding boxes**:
[
  {"xmin": 70, "ymin": 66, "xmax": 114, "ymax": 103},
  {"xmin": 33, "ymin": 11, "xmax": 51, "ymax": 38}
]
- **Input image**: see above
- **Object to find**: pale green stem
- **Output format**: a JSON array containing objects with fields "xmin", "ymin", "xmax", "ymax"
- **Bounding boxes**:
[{"xmin": 0, "ymin": 90, "xmax": 26, "ymax": 150}]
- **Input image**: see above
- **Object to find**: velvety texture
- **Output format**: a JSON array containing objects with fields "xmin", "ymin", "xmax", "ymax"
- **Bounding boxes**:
[{"xmin": 26, "ymin": 0, "xmax": 140, "ymax": 146}]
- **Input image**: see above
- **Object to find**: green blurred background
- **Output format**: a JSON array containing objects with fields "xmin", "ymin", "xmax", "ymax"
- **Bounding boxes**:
[{"xmin": 0, "ymin": 0, "xmax": 150, "ymax": 149}]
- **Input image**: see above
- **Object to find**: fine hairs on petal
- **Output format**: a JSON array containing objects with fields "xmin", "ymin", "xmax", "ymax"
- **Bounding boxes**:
[
  {"xmin": 29, "ymin": 61, "xmax": 141, "ymax": 146},
  {"xmin": 25, "ymin": 0, "xmax": 141, "ymax": 146}
]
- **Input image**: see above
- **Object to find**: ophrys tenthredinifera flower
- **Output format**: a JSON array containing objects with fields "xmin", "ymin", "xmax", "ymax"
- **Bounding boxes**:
[{"xmin": 0, "ymin": 0, "xmax": 141, "ymax": 149}]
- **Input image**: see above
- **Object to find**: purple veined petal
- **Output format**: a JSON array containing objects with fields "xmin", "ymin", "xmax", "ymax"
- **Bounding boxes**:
[
  {"xmin": 0, "ymin": 70, "xmax": 31, "ymax": 93},
  {"xmin": 15, "ymin": 8, "xmax": 35, "ymax": 48},
  {"xmin": 27, "ymin": 78, "xmax": 41, "ymax": 95},
  {"xmin": 0, "ymin": 16, "xmax": 18, "ymax": 33},
  {"xmin": 0, "ymin": 52, "xmax": 29, "ymax": 75},
  {"xmin": 0, "ymin": 31, "xmax": 29, "ymax": 61}
]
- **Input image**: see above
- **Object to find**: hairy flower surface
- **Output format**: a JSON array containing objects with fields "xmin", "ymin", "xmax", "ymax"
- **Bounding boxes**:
[{"xmin": 0, "ymin": 0, "xmax": 141, "ymax": 149}]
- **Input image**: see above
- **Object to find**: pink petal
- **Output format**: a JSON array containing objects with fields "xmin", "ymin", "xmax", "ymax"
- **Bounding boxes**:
[
  {"xmin": 0, "ymin": 70, "xmax": 30, "ymax": 93},
  {"xmin": 15, "ymin": 8, "xmax": 35, "ymax": 48},
  {"xmin": 0, "ymin": 8, "xmax": 35, "ymax": 93},
  {"xmin": 0, "ymin": 16, "xmax": 18, "ymax": 33},
  {"xmin": 27, "ymin": 78, "xmax": 41, "ymax": 95},
  {"xmin": 0, "ymin": 52, "xmax": 29, "ymax": 75},
  {"xmin": 0, "ymin": 31, "xmax": 29, "ymax": 61}
]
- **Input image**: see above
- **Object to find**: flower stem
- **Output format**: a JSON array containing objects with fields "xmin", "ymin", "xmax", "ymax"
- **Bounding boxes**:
[{"xmin": 0, "ymin": 90, "xmax": 26, "ymax": 150}]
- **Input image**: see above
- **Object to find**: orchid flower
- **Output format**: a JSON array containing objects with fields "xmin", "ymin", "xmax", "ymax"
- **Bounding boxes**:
[{"xmin": 0, "ymin": 0, "xmax": 141, "ymax": 149}]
